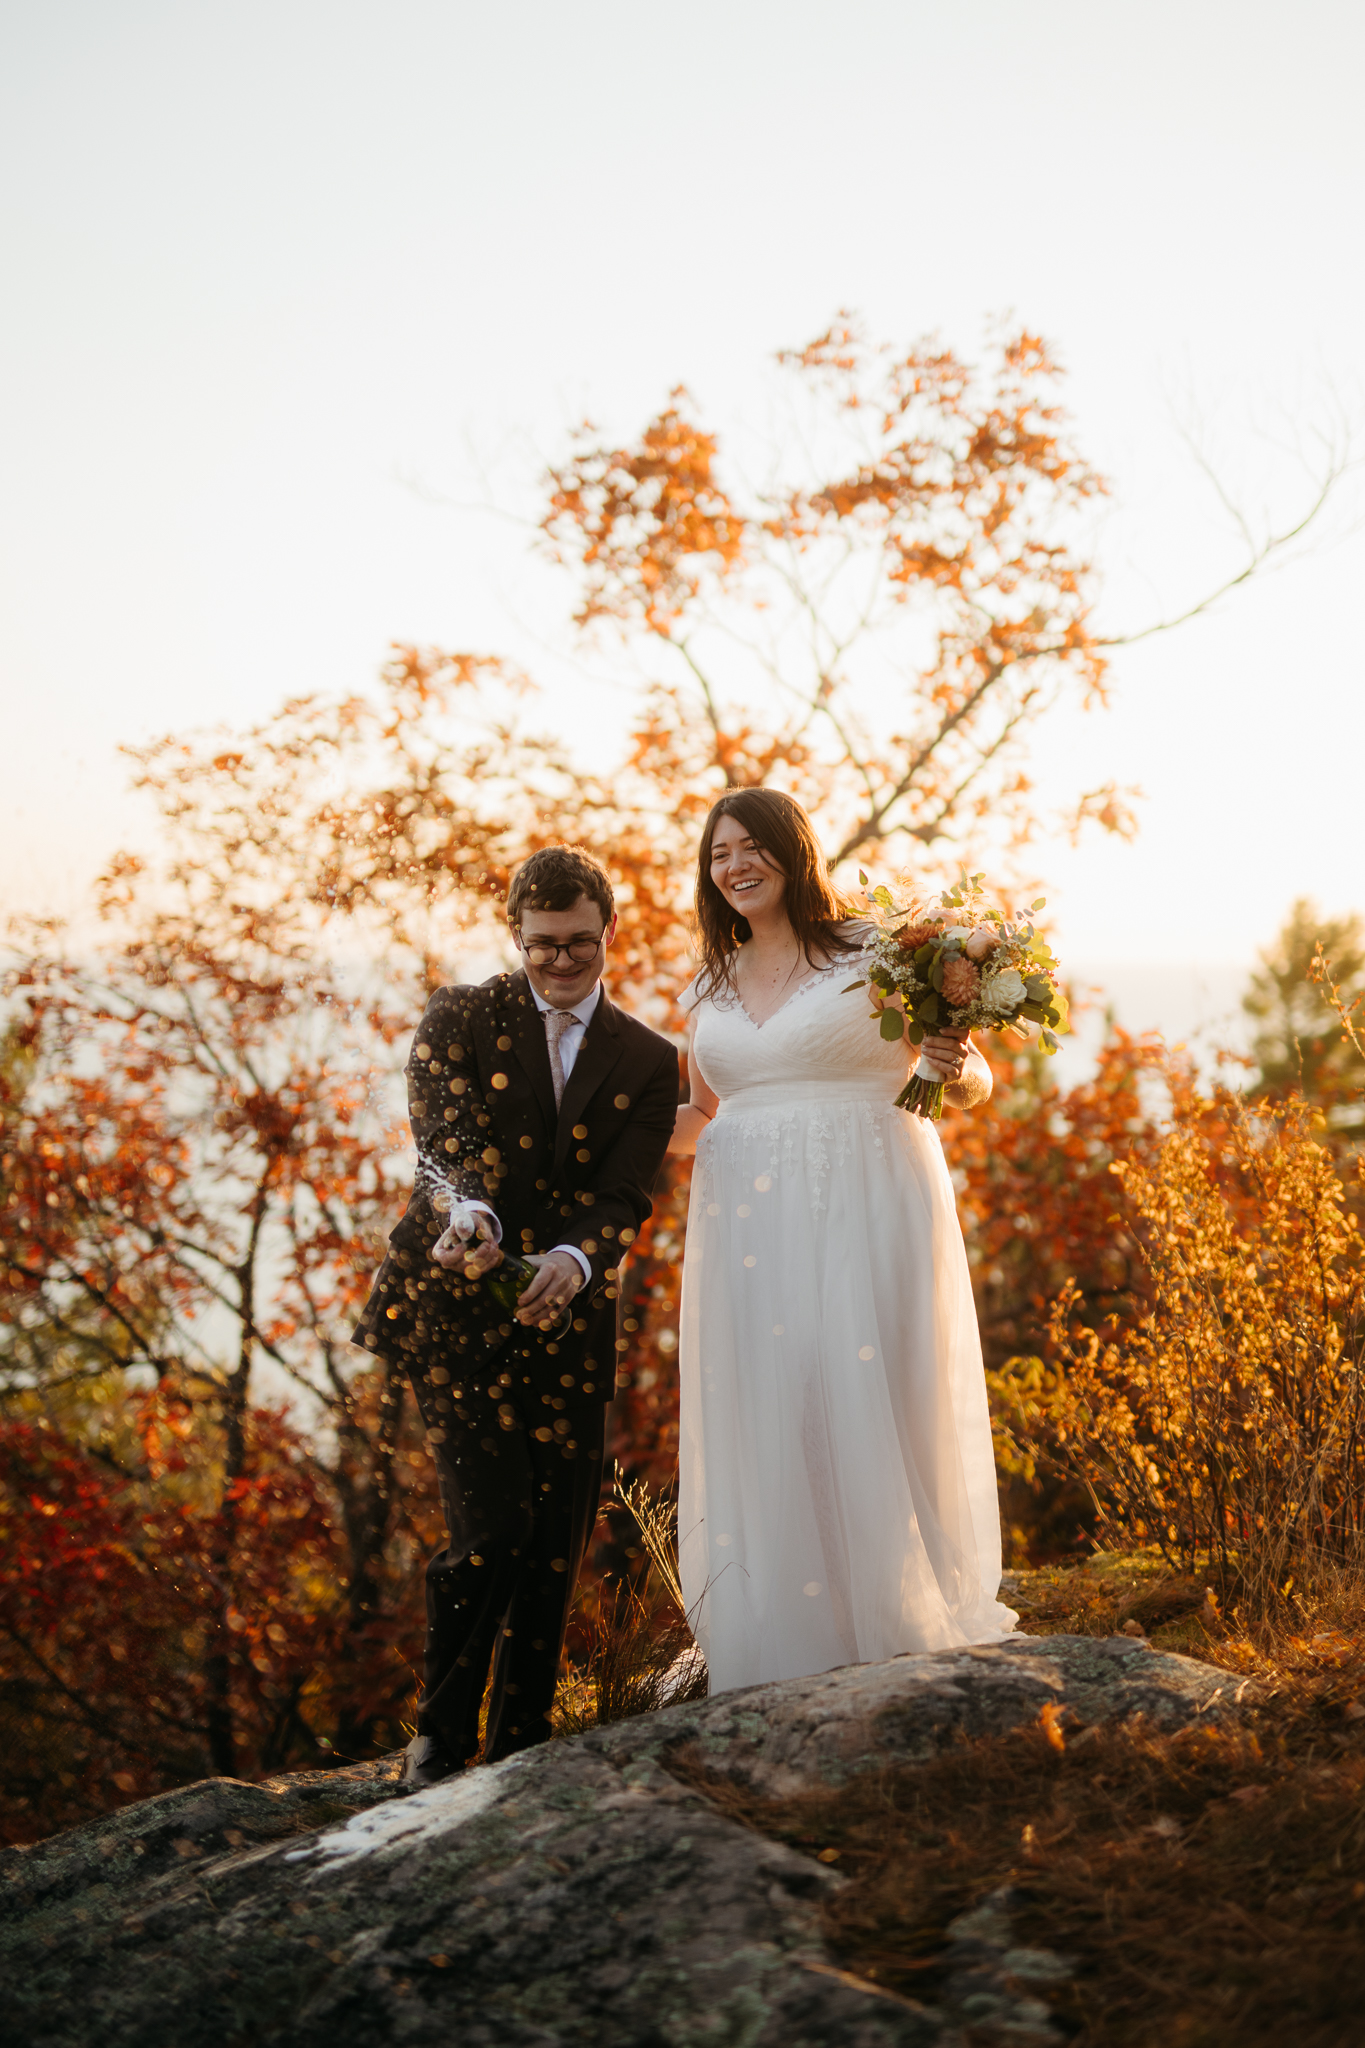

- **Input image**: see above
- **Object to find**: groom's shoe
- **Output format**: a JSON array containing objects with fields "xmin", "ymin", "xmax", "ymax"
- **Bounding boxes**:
[{"xmin": 399, "ymin": 1734, "xmax": 464, "ymax": 1792}]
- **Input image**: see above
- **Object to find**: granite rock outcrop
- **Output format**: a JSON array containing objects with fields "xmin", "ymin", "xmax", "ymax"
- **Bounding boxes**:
[{"xmin": 1, "ymin": 1635, "xmax": 1237, "ymax": 2047}]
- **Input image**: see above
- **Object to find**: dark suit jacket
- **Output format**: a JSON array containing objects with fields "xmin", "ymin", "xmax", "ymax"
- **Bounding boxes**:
[{"xmin": 353, "ymin": 970, "xmax": 679, "ymax": 1393}]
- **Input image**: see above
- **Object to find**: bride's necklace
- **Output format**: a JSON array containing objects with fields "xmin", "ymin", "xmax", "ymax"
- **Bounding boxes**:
[
  {"xmin": 737, "ymin": 940, "xmax": 813, "ymax": 1020},
  {"xmin": 743, "ymin": 941, "xmax": 802, "ymax": 990},
  {"xmin": 763, "ymin": 950, "xmax": 801, "ymax": 989}
]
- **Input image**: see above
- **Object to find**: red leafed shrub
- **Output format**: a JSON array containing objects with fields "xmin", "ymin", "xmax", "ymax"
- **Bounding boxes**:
[{"xmin": 0, "ymin": 1391, "xmax": 440, "ymax": 1844}]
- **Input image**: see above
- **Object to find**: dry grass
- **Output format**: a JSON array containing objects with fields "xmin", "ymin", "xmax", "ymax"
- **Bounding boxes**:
[
  {"xmin": 669, "ymin": 1707, "xmax": 1365, "ymax": 2046},
  {"xmin": 661, "ymin": 1556, "xmax": 1365, "ymax": 2046},
  {"xmin": 553, "ymin": 1472, "xmax": 707, "ymax": 1735},
  {"xmin": 553, "ymin": 1579, "xmax": 706, "ymax": 1734},
  {"xmin": 1002, "ymin": 1548, "xmax": 1221, "ymax": 1659}
]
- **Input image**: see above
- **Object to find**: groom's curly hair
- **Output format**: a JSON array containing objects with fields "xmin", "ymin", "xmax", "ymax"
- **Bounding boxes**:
[
  {"xmin": 507, "ymin": 845, "xmax": 615, "ymax": 928},
  {"xmin": 692, "ymin": 789, "xmax": 862, "ymax": 998}
]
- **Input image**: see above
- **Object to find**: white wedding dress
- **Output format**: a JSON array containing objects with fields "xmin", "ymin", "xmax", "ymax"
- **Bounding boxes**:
[{"xmin": 677, "ymin": 949, "xmax": 1017, "ymax": 1695}]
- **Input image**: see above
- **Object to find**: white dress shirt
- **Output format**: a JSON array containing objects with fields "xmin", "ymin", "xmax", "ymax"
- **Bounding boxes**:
[
  {"xmin": 527, "ymin": 977, "xmax": 601, "ymax": 1084},
  {"xmin": 530, "ymin": 980, "xmax": 602, "ymax": 1288}
]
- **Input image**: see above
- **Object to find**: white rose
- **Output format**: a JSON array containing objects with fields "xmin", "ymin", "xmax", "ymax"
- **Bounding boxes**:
[{"xmin": 983, "ymin": 966, "xmax": 1027, "ymax": 1015}]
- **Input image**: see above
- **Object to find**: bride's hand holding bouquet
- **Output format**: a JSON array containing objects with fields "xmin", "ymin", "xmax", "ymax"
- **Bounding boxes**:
[{"xmin": 849, "ymin": 870, "xmax": 1069, "ymax": 1120}]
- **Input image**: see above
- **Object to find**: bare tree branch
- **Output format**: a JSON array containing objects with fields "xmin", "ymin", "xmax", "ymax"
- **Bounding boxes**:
[{"xmin": 1101, "ymin": 418, "xmax": 1355, "ymax": 648}]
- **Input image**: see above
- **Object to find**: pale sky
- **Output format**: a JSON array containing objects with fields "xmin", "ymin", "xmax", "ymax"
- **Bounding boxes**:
[{"xmin": 3, "ymin": 0, "xmax": 1363, "ymax": 1028}]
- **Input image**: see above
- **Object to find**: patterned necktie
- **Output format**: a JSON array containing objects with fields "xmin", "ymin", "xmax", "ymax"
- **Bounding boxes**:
[{"xmin": 544, "ymin": 1006, "xmax": 574, "ymax": 1111}]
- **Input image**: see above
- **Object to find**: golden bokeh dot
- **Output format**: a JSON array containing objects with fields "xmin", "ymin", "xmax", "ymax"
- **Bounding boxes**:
[
  {"xmin": 614, "ymin": 1093, "xmax": 630, "ymax": 1109},
  {"xmin": 743, "ymin": 1254, "xmax": 757, "ymax": 1268},
  {"xmin": 858, "ymin": 1345, "xmax": 876, "ymax": 1360},
  {"xmin": 803, "ymin": 1581, "xmax": 822, "ymax": 1597},
  {"xmin": 773, "ymin": 1324, "xmax": 785, "ymax": 1336},
  {"xmin": 707, "ymin": 1203, "xmax": 720, "ymax": 1217},
  {"xmin": 736, "ymin": 1203, "xmax": 751, "ymax": 1217},
  {"xmin": 754, "ymin": 1174, "xmax": 772, "ymax": 1193}
]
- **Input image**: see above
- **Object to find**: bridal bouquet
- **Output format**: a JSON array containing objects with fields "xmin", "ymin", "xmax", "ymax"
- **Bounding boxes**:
[{"xmin": 850, "ymin": 871, "xmax": 1068, "ymax": 1120}]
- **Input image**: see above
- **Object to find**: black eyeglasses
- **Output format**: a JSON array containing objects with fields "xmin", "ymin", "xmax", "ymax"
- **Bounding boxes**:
[{"xmin": 517, "ymin": 933, "xmax": 604, "ymax": 966}]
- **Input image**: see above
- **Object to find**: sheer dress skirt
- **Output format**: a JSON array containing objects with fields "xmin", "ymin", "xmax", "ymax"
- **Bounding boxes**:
[{"xmin": 677, "ymin": 1076, "xmax": 1016, "ymax": 1695}]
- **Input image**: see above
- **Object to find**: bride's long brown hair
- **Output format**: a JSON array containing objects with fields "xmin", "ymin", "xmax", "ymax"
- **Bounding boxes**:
[{"xmin": 692, "ymin": 788, "xmax": 863, "ymax": 998}]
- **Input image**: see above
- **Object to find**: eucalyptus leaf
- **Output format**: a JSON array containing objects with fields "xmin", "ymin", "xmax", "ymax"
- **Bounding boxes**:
[
  {"xmin": 879, "ymin": 1009, "xmax": 906, "ymax": 1041},
  {"xmin": 917, "ymin": 992, "xmax": 940, "ymax": 1024}
]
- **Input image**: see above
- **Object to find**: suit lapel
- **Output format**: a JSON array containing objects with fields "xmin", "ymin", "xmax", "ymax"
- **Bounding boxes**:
[
  {"xmin": 554, "ymin": 989, "xmax": 624, "ymax": 1174},
  {"xmin": 502, "ymin": 970, "xmax": 558, "ymax": 1134}
]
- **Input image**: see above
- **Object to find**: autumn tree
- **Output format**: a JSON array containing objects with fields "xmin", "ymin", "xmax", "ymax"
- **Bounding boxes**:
[
  {"xmin": 0, "ymin": 917, "xmax": 440, "ymax": 1827},
  {"xmin": 541, "ymin": 323, "xmax": 1126, "ymax": 872},
  {"xmin": 1244, "ymin": 898, "xmax": 1365, "ymax": 1140}
]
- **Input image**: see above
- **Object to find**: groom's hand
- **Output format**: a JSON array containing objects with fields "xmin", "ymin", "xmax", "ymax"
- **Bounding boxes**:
[
  {"xmin": 433, "ymin": 1217, "xmax": 502, "ymax": 1275},
  {"xmin": 516, "ymin": 1251, "xmax": 582, "ymax": 1327}
]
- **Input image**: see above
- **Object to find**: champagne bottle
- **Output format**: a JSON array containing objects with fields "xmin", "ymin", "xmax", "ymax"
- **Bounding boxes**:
[{"xmin": 485, "ymin": 1253, "xmax": 537, "ymax": 1315}]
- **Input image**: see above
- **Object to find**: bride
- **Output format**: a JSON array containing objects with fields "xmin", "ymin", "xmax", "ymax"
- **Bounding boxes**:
[{"xmin": 669, "ymin": 788, "xmax": 1017, "ymax": 1694}]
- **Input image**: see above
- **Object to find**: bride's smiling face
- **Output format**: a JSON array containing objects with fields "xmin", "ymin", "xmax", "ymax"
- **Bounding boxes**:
[{"xmin": 709, "ymin": 814, "xmax": 787, "ymax": 922}]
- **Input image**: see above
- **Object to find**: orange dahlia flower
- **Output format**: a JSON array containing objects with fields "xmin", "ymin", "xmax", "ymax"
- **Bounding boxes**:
[{"xmin": 940, "ymin": 956, "xmax": 981, "ymax": 1006}]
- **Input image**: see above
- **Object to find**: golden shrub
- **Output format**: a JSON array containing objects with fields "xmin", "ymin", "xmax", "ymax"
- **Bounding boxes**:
[{"xmin": 1022, "ymin": 1097, "xmax": 1365, "ymax": 1597}]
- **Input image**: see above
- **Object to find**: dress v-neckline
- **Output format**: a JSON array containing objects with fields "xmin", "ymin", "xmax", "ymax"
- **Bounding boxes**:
[{"xmin": 735, "ymin": 960, "xmax": 837, "ymax": 1032}]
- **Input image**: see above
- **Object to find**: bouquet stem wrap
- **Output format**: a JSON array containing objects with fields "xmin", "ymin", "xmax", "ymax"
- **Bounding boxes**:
[{"xmin": 896, "ymin": 1054, "xmax": 946, "ymax": 1121}]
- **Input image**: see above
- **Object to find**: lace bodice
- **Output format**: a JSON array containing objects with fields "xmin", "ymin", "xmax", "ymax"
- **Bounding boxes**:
[{"xmin": 686, "ymin": 953, "xmax": 909, "ymax": 1108}]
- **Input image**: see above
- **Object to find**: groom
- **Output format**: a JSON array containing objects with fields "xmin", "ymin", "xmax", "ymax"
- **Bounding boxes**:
[{"xmin": 354, "ymin": 846, "xmax": 679, "ymax": 1787}]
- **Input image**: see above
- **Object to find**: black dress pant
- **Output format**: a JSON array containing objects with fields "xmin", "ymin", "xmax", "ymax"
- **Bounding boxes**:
[{"xmin": 408, "ymin": 1340, "xmax": 606, "ymax": 1763}]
